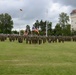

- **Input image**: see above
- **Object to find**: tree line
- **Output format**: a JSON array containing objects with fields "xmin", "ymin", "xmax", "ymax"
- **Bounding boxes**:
[
  {"xmin": 25, "ymin": 12, "xmax": 72, "ymax": 36},
  {"xmin": 0, "ymin": 13, "xmax": 13, "ymax": 34},
  {"xmin": 0, "ymin": 12, "xmax": 76, "ymax": 36}
]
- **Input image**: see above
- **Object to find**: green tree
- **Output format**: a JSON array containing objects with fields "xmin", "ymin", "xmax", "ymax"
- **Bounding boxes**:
[
  {"xmin": 63, "ymin": 24, "xmax": 71, "ymax": 36},
  {"xmin": 39, "ymin": 20, "xmax": 46, "ymax": 35},
  {"xmin": 59, "ymin": 12, "xmax": 70, "ymax": 35},
  {"xmin": 59, "ymin": 12, "xmax": 69, "ymax": 29},
  {"xmin": 0, "ymin": 13, "xmax": 13, "ymax": 34},
  {"xmin": 71, "ymin": 30, "xmax": 76, "ymax": 35},
  {"xmin": 12, "ymin": 30, "xmax": 19, "ymax": 34},
  {"xmin": 54, "ymin": 23, "xmax": 62, "ymax": 36},
  {"xmin": 20, "ymin": 30, "xmax": 24, "ymax": 35},
  {"xmin": 33, "ymin": 20, "xmax": 39, "ymax": 29},
  {"xmin": 32, "ymin": 20, "xmax": 52, "ymax": 36},
  {"xmin": 26, "ymin": 25, "xmax": 31, "ymax": 34},
  {"xmin": 47, "ymin": 22, "xmax": 52, "ymax": 35}
]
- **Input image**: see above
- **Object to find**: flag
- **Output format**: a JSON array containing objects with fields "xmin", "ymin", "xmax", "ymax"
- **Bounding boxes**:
[
  {"xmin": 32, "ymin": 26, "xmax": 35, "ymax": 30},
  {"xmin": 34, "ymin": 29, "xmax": 39, "ymax": 34},
  {"xmin": 32, "ymin": 26, "xmax": 39, "ymax": 34}
]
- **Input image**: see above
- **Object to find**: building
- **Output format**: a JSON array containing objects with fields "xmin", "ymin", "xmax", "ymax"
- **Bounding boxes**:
[{"xmin": 70, "ymin": 9, "xmax": 76, "ymax": 31}]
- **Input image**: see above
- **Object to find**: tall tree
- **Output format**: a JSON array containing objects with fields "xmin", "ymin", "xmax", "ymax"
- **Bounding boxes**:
[
  {"xmin": 39, "ymin": 20, "xmax": 46, "ymax": 35},
  {"xmin": 26, "ymin": 25, "xmax": 30, "ymax": 34},
  {"xmin": 0, "ymin": 13, "xmax": 13, "ymax": 34},
  {"xmin": 63, "ymin": 24, "xmax": 71, "ymax": 36},
  {"xmin": 32, "ymin": 20, "xmax": 52, "ymax": 36},
  {"xmin": 33, "ymin": 20, "xmax": 39, "ymax": 29},
  {"xmin": 59, "ymin": 12, "xmax": 69, "ymax": 29},
  {"xmin": 59, "ymin": 12, "xmax": 69, "ymax": 35},
  {"xmin": 54, "ymin": 23, "xmax": 62, "ymax": 36},
  {"xmin": 12, "ymin": 30, "xmax": 19, "ymax": 34},
  {"xmin": 47, "ymin": 22, "xmax": 52, "ymax": 35},
  {"xmin": 20, "ymin": 30, "xmax": 24, "ymax": 35}
]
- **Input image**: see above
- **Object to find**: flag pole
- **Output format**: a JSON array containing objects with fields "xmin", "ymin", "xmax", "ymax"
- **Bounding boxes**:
[
  {"xmin": 19, "ymin": 9, "xmax": 23, "ymax": 35},
  {"xmin": 46, "ymin": 21, "xmax": 47, "ymax": 37},
  {"xmin": 46, "ymin": 10, "xmax": 48, "ymax": 37}
]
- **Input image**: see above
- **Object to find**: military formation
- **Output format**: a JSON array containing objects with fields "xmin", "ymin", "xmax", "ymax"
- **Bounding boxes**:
[{"xmin": 0, "ymin": 34, "xmax": 76, "ymax": 44}]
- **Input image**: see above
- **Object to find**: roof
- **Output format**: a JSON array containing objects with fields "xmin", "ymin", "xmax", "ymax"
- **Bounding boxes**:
[{"xmin": 70, "ymin": 9, "xmax": 76, "ymax": 15}]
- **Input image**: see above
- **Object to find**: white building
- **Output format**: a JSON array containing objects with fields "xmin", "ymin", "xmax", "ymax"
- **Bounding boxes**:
[{"xmin": 70, "ymin": 9, "xmax": 76, "ymax": 31}]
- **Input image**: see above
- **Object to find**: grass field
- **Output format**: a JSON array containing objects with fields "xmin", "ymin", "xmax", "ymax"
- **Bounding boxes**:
[{"xmin": 0, "ymin": 40, "xmax": 76, "ymax": 75}]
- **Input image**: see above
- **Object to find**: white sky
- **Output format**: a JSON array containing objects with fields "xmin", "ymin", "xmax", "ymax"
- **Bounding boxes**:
[{"xmin": 0, "ymin": 0, "xmax": 75, "ymax": 31}]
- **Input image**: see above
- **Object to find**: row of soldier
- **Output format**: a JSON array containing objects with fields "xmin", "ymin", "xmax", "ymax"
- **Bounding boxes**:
[{"xmin": 0, "ymin": 34, "xmax": 76, "ymax": 44}]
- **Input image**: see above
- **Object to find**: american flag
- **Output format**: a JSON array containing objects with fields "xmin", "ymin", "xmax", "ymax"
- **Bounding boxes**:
[{"xmin": 32, "ymin": 26, "xmax": 39, "ymax": 33}]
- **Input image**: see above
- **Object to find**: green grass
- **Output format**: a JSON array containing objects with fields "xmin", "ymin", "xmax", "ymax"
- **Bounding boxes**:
[{"xmin": 0, "ymin": 40, "xmax": 76, "ymax": 75}]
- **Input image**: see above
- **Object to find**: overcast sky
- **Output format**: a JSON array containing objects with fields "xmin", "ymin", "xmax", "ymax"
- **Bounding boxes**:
[{"xmin": 0, "ymin": 0, "xmax": 75, "ymax": 31}]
